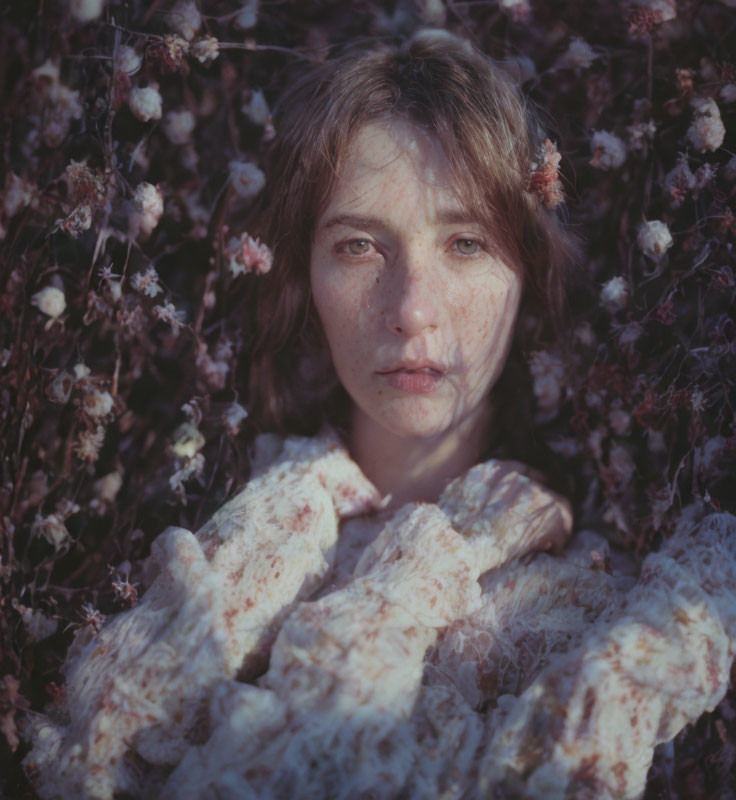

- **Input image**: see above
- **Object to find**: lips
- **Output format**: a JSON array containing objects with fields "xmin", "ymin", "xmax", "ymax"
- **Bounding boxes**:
[
  {"xmin": 377, "ymin": 363, "xmax": 446, "ymax": 394},
  {"xmin": 376, "ymin": 361, "xmax": 446, "ymax": 375}
]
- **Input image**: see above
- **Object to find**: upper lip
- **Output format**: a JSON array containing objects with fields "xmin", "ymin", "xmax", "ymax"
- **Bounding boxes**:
[{"xmin": 377, "ymin": 359, "xmax": 447, "ymax": 374}]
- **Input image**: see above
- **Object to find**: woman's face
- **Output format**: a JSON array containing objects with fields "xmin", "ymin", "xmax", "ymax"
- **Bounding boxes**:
[{"xmin": 310, "ymin": 121, "xmax": 523, "ymax": 442}]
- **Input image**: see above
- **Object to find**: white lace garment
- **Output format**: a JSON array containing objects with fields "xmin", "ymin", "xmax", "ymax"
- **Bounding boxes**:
[{"xmin": 23, "ymin": 429, "xmax": 736, "ymax": 800}]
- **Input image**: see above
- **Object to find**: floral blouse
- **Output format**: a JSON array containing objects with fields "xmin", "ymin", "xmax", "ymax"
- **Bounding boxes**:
[{"xmin": 24, "ymin": 428, "xmax": 736, "ymax": 800}]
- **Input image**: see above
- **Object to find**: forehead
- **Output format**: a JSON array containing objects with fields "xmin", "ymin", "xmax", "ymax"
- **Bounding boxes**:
[{"xmin": 323, "ymin": 121, "xmax": 464, "ymax": 215}]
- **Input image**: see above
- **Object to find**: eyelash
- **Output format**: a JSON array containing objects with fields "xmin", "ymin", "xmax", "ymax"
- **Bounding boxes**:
[{"xmin": 337, "ymin": 236, "xmax": 488, "ymax": 259}]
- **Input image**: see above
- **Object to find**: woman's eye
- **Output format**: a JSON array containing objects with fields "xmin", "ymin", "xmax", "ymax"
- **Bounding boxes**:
[
  {"xmin": 345, "ymin": 239, "xmax": 373, "ymax": 256},
  {"xmin": 454, "ymin": 238, "xmax": 481, "ymax": 256}
]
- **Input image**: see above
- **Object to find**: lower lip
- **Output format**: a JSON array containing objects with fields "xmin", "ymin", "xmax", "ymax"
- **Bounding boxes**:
[{"xmin": 379, "ymin": 370, "xmax": 444, "ymax": 394}]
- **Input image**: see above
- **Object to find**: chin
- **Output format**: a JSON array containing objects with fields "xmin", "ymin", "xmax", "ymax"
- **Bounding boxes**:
[{"xmin": 371, "ymin": 403, "xmax": 456, "ymax": 441}]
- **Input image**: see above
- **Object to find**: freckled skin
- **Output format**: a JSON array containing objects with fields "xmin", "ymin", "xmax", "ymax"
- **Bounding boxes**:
[{"xmin": 310, "ymin": 122, "xmax": 523, "ymax": 501}]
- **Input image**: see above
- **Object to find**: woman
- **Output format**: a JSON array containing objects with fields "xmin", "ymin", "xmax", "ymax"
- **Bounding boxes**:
[{"xmin": 24, "ymin": 30, "xmax": 736, "ymax": 800}]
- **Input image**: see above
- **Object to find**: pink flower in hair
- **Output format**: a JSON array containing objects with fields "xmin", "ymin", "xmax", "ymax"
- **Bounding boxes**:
[
  {"xmin": 528, "ymin": 139, "xmax": 563, "ymax": 209},
  {"xmin": 226, "ymin": 232, "xmax": 273, "ymax": 277}
]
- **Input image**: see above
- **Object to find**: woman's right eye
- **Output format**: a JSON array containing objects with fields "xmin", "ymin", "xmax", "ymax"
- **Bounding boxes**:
[{"xmin": 343, "ymin": 239, "xmax": 374, "ymax": 256}]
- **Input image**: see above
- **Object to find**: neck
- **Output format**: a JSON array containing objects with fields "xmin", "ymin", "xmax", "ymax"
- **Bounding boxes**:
[{"xmin": 347, "ymin": 405, "xmax": 492, "ymax": 509}]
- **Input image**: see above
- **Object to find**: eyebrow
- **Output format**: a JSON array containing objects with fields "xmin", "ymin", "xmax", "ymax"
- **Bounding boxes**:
[{"xmin": 321, "ymin": 208, "xmax": 481, "ymax": 232}]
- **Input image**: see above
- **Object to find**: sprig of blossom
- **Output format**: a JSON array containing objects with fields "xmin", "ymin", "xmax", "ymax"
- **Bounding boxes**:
[
  {"xmin": 131, "ymin": 266, "xmax": 163, "ymax": 297},
  {"xmin": 225, "ymin": 232, "xmax": 273, "ymax": 276}
]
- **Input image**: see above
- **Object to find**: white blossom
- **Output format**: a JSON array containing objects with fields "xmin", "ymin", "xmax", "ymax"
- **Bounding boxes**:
[
  {"xmin": 31, "ymin": 513, "xmax": 72, "ymax": 552},
  {"xmin": 694, "ymin": 436, "xmax": 726, "ymax": 478},
  {"xmin": 637, "ymin": 220, "xmax": 673, "ymax": 258},
  {"xmin": 634, "ymin": 0, "xmax": 676, "ymax": 21},
  {"xmin": 132, "ymin": 182, "xmax": 164, "ymax": 237},
  {"xmin": 163, "ymin": 109, "xmax": 195, "ymax": 144},
  {"xmin": 499, "ymin": 0, "xmax": 531, "ymax": 22},
  {"xmin": 82, "ymin": 389, "xmax": 114, "ymax": 419},
  {"xmin": 647, "ymin": 429, "xmax": 666, "ymax": 453},
  {"xmin": 589, "ymin": 130, "xmax": 627, "ymax": 170},
  {"xmin": 169, "ymin": 452, "xmax": 205, "ymax": 498},
  {"xmin": 32, "ymin": 62, "xmax": 84, "ymax": 147},
  {"xmin": 609, "ymin": 443, "xmax": 635, "ymax": 485},
  {"xmin": 32, "ymin": 286, "xmax": 66, "ymax": 319},
  {"xmin": 172, "ymin": 422, "xmax": 205, "ymax": 459},
  {"xmin": 226, "ymin": 232, "xmax": 273, "ymax": 276},
  {"xmin": 560, "ymin": 37, "xmax": 596, "ymax": 69},
  {"xmin": 721, "ymin": 83, "xmax": 736, "ymax": 103},
  {"xmin": 228, "ymin": 160, "xmax": 266, "ymax": 200},
  {"xmin": 600, "ymin": 276, "xmax": 628, "ymax": 311},
  {"xmin": 131, "ymin": 266, "xmax": 163, "ymax": 298},
  {"xmin": 191, "ymin": 36, "xmax": 219, "ymax": 65},
  {"xmin": 724, "ymin": 155, "xmax": 736, "ymax": 183},
  {"xmin": 168, "ymin": 0, "xmax": 201, "ymax": 41},
  {"xmin": 242, "ymin": 89, "xmax": 270, "ymax": 127},
  {"xmin": 574, "ymin": 321, "xmax": 596, "ymax": 348},
  {"xmin": 234, "ymin": 0, "xmax": 259, "ymax": 29},
  {"xmin": 617, "ymin": 321, "xmax": 644, "ymax": 350},
  {"xmin": 73, "ymin": 363, "xmax": 91, "ymax": 381},
  {"xmin": 153, "ymin": 301, "xmax": 186, "ymax": 334},
  {"xmin": 14, "ymin": 601, "xmax": 59, "ymax": 641},
  {"xmin": 92, "ymin": 471, "xmax": 123, "ymax": 506},
  {"xmin": 627, "ymin": 120, "xmax": 656, "ymax": 152},
  {"xmin": 223, "ymin": 402, "xmax": 248, "ymax": 436},
  {"xmin": 117, "ymin": 45, "xmax": 142, "ymax": 75},
  {"xmin": 687, "ymin": 97, "xmax": 725, "ymax": 153},
  {"xmin": 76, "ymin": 425, "xmax": 106, "ymax": 462},
  {"xmin": 70, "ymin": 0, "xmax": 106, "ymax": 23},
  {"xmin": 129, "ymin": 86, "xmax": 163, "ymax": 122},
  {"xmin": 4, "ymin": 172, "xmax": 36, "ymax": 218},
  {"xmin": 664, "ymin": 154, "xmax": 695, "ymax": 207},
  {"xmin": 529, "ymin": 350, "xmax": 566, "ymax": 420},
  {"xmin": 609, "ymin": 408, "xmax": 632, "ymax": 436}
]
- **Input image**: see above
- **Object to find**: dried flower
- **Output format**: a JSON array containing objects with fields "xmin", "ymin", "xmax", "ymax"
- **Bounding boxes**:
[
  {"xmin": 169, "ymin": 451, "xmax": 205, "ymax": 499},
  {"xmin": 59, "ymin": 204, "xmax": 92, "ymax": 238},
  {"xmin": 46, "ymin": 370, "xmax": 74, "ymax": 404},
  {"xmin": 172, "ymin": 421, "xmax": 205, "ymax": 459},
  {"xmin": 529, "ymin": 350, "xmax": 566, "ymax": 420},
  {"xmin": 81, "ymin": 388, "xmax": 114, "ymax": 419},
  {"xmin": 153, "ymin": 301, "xmax": 186, "ymax": 334},
  {"xmin": 191, "ymin": 36, "xmax": 219, "ymax": 65},
  {"xmin": 117, "ymin": 45, "xmax": 142, "ymax": 75},
  {"xmin": 163, "ymin": 109, "xmax": 195, "ymax": 144},
  {"xmin": 168, "ymin": 0, "xmax": 201, "ymax": 41},
  {"xmin": 687, "ymin": 97, "xmax": 726, "ymax": 152},
  {"xmin": 226, "ymin": 232, "xmax": 273, "ymax": 276},
  {"xmin": 589, "ymin": 130, "xmax": 627, "ymax": 170},
  {"xmin": 223, "ymin": 402, "xmax": 248, "ymax": 436},
  {"xmin": 13, "ymin": 601, "xmax": 58, "ymax": 642},
  {"xmin": 32, "ymin": 286, "xmax": 66, "ymax": 320},
  {"xmin": 627, "ymin": 120, "xmax": 656, "ymax": 152},
  {"xmin": 131, "ymin": 266, "xmax": 163, "ymax": 297},
  {"xmin": 528, "ymin": 139, "xmax": 563, "ymax": 209},
  {"xmin": 195, "ymin": 341, "xmax": 230, "ymax": 390},
  {"xmin": 228, "ymin": 160, "xmax": 266, "ymax": 200},
  {"xmin": 242, "ymin": 89, "xmax": 270, "ymax": 126},
  {"xmin": 637, "ymin": 219, "xmax": 673, "ymax": 258},
  {"xmin": 31, "ymin": 513, "xmax": 72, "ymax": 552},
  {"xmin": 75, "ymin": 425, "xmax": 105, "ymax": 462},
  {"xmin": 4, "ymin": 172, "xmax": 36, "ymax": 218},
  {"xmin": 129, "ymin": 85, "xmax": 163, "ymax": 122},
  {"xmin": 234, "ymin": 0, "xmax": 259, "ymax": 29},
  {"xmin": 79, "ymin": 603, "xmax": 104, "ymax": 633},
  {"xmin": 559, "ymin": 37, "xmax": 597, "ymax": 69},
  {"xmin": 131, "ymin": 182, "xmax": 164, "ymax": 237},
  {"xmin": 91, "ymin": 471, "xmax": 123, "ymax": 511},
  {"xmin": 70, "ymin": 0, "xmax": 106, "ymax": 22},
  {"xmin": 664, "ymin": 154, "xmax": 696, "ymax": 206},
  {"xmin": 600, "ymin": 276, "xmax": 629, "ymax": 311}
]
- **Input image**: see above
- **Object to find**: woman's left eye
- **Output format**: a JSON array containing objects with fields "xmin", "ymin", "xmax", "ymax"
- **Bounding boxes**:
[{"xmin": 453, "ymin": 238, "xmax": 482, "ymax": 256}]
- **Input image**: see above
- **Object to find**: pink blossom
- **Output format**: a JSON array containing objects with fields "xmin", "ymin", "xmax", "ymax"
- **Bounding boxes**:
[{"xmin": 226, "ymin": 232, "xmax": 273, "ymax": 277}]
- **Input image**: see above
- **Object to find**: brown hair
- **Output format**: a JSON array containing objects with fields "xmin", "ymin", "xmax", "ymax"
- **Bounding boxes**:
[{"xmin": 247, "ymin": 29, "xmax": 579, "ymax": 456}]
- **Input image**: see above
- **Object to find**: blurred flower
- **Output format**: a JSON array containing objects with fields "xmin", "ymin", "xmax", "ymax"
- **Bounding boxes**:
[
  {"xmin": 664, "ymin": 154, "xmax": 695, "ymax": 206},
  {"xmin": 693, "ymin": 163, "xmax": 717, "ymax": 192},
  {"xmin": 31, "ymin": 513, "xmax": 71, "ymax": 552},
  {"xmin": 163, "ymin": 109, "xmax": 195, "ymax": 144},
  {"xmin": 600, "ymin": 276, "xmax": 628, "ymax": 311},
  {"xmin": 32, "ymin": 286, "xmax": 66, "ymax": 319},
  {"xmin": 168, "ymin": 0, "xmax": 201, "ymax": 41},
  {"xmin": 242, "ymin": 89, "xmax": 270, "ymax": 126},
  {"xmin": 223, "ymin": 401, "xmax": 248, "ymax": 436},
  {"xmin": 160, "ymin": 34, "xmax": 190, "ymax": 68},
  {"xmin": 687, "ymin": 96, "xmax": 725, "ymax": 152},
  {"xmin": 32, "ymin": 61, "xmax": 84, "ymax": 147},
  {"xmin": 627, "ymin": 119, "xmax": 656, "ymax": 152},
  {"xmin": 499, "ymin": 55, "xmax": 536, "ymax": 85},
  {"xmin": 226, "ymin": 232, "xmax": 273, "ymax": 276},
  {"xmin": 70, "ymin": 0, "xmax": 106, "ymax": 22},
  {"xmin": 191, "ymin": 36, "xmax": 219, "ymax": 65},
  {"xmin": 169, "ymin": 452, "xmax": 205, "ymax": 499},
  {"xmin": 46, "ymin": 370, "xmax": 74, "ymax": 404},
  {"xmin": 547, "ymin": 437, "xmax": 580, "ymax": 457},
  {"xmin": 637, "ymin": 220, "xmax": 673, "ymax": 258},
  {"xmin": 589, "ymin": 130, "xmax": 627, "ymax": 169},
  {"xmin": 172, "ymin": 421, "xmax": 205, "ymax": 459},
  {"xmin": 574, "ymin": 321, "xmax": 596, "ymax": 347},
  {"xmin": 4, "ymin": 172, "xmax": 36, "ymax": 218},
  {"xmin": 59, "ymin": 204, "xmax": 92, "ymax": 238},
  {"xmin": 234, "ymin": 0, "xmax": 259, "ymax": 29},
  {"xmin": 529, "ymin": 350, "xmax": 566, "ymax": 420},
  {"xmin": 117, "ymin": 45, "xmax": 142, "ymax": 75},
  {"xmin": 617, "ymin": 321, "xmax": 644, "ymax": 351},
  {"xmin": 76, "ymin": 425, "xmax": 105, "ymax": 462},
  {"xmin": 559, "ymin": 37, "xmax": 597, "ymax": 69},
  {"xmin": 228, "ymin": 160, "xmax": 266, "ymax": 200},
  {"xmin": 13, "ymin": 600, "xmax": 58, "ymax": 642},
  {"xmin": 81, "ymin": 388, "xmax": 114, "ymax": 419},
  {"xmin": 153, "ymin": 301, "xmax": 186, "ymax": 334},
  {"xmin": 131, "ymin": 182, "xmax": 164, "ymax": 237},
  {"xmin": 609, "ymin": 407, "xmax": 632, "ymax": 436},
  {"xmin": 90, "ymin": 470, "xmax": 123, "ymax": 512},
  {"xmin": 528, "ymin": 139, "xmax": 563, "ymax": 209},
  {"xmin": 131, "ymin": 266, "xmax": 163, "ymax": 297},
  {"xmin": 65, "ymin": 160, "xmax": 106, "ymax": 206},
  {"xmin": 634, "ymin": 0, "xmax": 676, "ymax": 21},
  {"xmin": 608, "ymin": 442, "xmax": 635, "ymax": 486},
  {"xmin": 129, "ymin": 85, "xmax": 163, "ymax": 121},
  {"xmin": 499, "ymin": 0, "xmax": 531, "ymax": 23},
  {"xmin": 79, "ymin": 603, "xmax": 104, "ymax": 633},
  {"xmin": 111, "ymin": 572, "xmax": 138, "ymax": 606},
  {"xmin": 195, "ymin": 341, "xmax": 230, "ymax": 390}
]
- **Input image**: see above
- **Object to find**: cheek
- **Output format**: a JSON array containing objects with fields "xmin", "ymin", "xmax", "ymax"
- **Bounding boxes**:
[{"xmin": 461, "ymin": 276, "xmax": 522, "ymax": 372}]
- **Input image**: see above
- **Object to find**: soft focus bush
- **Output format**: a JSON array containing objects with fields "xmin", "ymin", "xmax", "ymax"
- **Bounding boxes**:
[{"xmin": 1, "ymin": 0, "xmax": 734, "ymax": 796}]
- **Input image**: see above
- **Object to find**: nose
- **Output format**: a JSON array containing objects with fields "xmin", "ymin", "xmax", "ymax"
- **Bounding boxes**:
[{"xmin": 383, "ymin": 249, "xmax": 439, "ymax": 337}]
